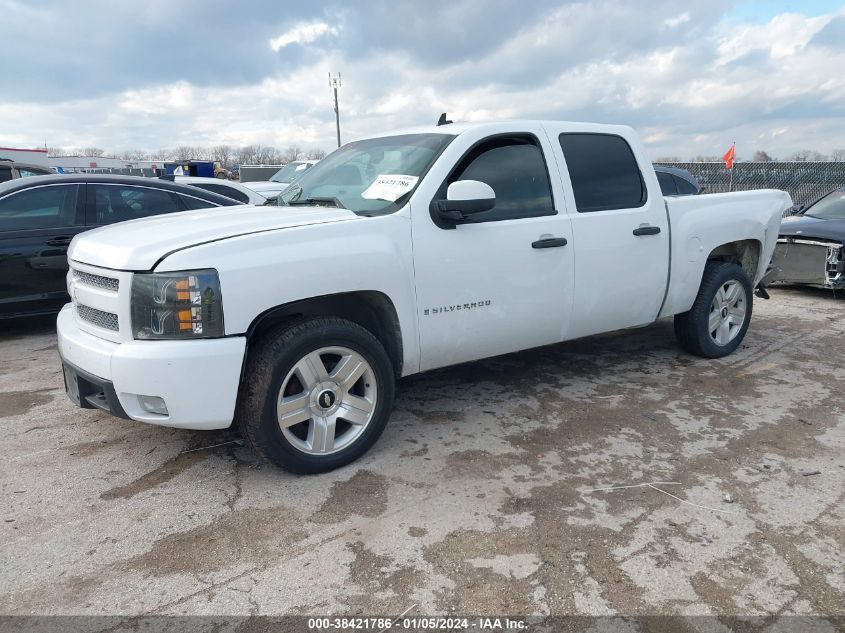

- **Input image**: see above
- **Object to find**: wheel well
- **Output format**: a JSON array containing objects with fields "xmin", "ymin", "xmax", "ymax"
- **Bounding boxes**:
[
  {"xmin": 246, "ymin": 292, "xmax": 404, "ymax": 378},
  {"xmin": 706, "ymin": 239, "xmax": 761, "ymax": 282}
]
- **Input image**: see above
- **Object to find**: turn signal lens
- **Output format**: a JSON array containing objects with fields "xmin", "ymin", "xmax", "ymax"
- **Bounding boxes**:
[{"xmin": 131, "ymin": 269, "xmax": 224, "ymax": 339}]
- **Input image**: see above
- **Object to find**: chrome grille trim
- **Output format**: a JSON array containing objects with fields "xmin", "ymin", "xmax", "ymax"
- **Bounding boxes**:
[
  {"xmin": 73, "ymin": 269, "xmax": 120, "ymax": 292},
  {"xmin": 76, "ymin": 305, "xmax": 119, "ymax": 332}
]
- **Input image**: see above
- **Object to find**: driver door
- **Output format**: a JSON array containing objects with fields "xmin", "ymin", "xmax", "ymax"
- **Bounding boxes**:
[{"xmin": 411, "ymin": 128, "xmax": 574, "ymax": 372}]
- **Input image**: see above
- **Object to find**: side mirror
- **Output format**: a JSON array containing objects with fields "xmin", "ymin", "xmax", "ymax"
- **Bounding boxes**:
[{"xmin": 436, "ymin": 180, "xmax": 496, "ymax": 221}]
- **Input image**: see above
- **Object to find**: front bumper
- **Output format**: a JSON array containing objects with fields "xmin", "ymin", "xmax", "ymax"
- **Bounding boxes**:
[
  {"xmin": 770, "ymin": 238, "xmax": 845, "ymax": 289},
  {"xmin": 57, "ymin": 304, "xmax": 247, "ymax": 430}
]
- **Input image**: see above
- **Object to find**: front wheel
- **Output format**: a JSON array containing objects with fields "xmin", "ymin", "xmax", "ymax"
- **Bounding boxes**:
[
  {"xmin": 236, "ymin": 317, "xmax": 395, "ymax": 473},
  {"xmin": 674, "ymin": 261, "xmax": 753, "ymax": 358}
]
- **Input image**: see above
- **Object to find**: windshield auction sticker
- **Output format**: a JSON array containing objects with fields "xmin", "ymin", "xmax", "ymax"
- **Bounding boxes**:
[{"xmin": 361, "ymin": 174, "xmax": 419, "ymax": 202}]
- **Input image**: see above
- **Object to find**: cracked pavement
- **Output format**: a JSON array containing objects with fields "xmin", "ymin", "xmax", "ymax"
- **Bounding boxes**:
[{"xmin": 1, "ymin": 287, "xmax": 843, "ymax": 621}]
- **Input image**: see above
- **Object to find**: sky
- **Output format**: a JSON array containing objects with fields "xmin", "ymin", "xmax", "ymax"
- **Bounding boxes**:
[{"xmin": 1, "ymin": 0, "xmax": 844, "ymax": 160}]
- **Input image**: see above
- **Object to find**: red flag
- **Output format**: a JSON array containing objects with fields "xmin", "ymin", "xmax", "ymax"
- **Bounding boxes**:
[{"xmin": 723, "ymin": 144, "xmax": 736, "ymax": 170}]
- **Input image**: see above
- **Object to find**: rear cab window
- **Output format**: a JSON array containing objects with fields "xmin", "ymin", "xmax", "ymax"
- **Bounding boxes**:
[{"xmin": 558, "ymin": 133, "xmax": 646, "ymax": 212}]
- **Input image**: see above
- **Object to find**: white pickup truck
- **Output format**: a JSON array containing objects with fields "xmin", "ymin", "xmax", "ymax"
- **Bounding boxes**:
[{"xmin": 58, "ymin": 120, "xmax": 791, "ymax": 473}]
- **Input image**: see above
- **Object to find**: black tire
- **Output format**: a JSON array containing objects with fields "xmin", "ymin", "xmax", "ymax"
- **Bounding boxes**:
[
  {"xmin": 674, "ymin": 261, "xmax": 753, "ymax": 358},
  {"xmin": 235, "ymin": 317, "xmax": 395, "ymax": 474}
]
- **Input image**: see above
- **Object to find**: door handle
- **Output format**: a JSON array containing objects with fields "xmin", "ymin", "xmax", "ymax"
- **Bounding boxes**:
[
  {"xmin": 46, "ymin": 236, "xmax": 73, "ymax": 247},
  {"xmin": 532, "ymin": 237, "xmax": 568, "ymax": 249},
  {"xmin": 633, "ymin": 226, "xmax": 661, "ymax": 236}
]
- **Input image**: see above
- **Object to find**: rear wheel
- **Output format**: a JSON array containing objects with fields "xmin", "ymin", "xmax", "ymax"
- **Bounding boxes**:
[
  {"xmin": 236, "ymin": 317, "xmax": 395, "ymax": 473},
  {"xmin": 674, "ymin": 261, "xmax": 753, "ymax": 358}
]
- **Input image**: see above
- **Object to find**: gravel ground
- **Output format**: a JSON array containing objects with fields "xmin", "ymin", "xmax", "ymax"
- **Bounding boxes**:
[{"xmin": 1, "ymin": 287, "xmax": 843, "ymax": 624}]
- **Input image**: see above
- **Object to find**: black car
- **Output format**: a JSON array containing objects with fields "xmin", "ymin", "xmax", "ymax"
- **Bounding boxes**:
[
  {"xmin": 771, "ymin": 187, "xmax": 845, "ymax": 289},
  {"xmin": 654, "ymin": 165, "xmax": 702, "ymax": 196},
  {"xmin": 0, "ymin": 174, "xmax": 238, "ymax": 318},
  {"xmin": 0, "ymin": 158, "xmax": 55, "ymax": 182}
]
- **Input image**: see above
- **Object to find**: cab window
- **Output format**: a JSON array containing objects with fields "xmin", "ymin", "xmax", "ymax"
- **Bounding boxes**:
[
  {"xmin": 447, "ymin": 135, "xmax": 555, "ymax": 222},
  {"xmin": 559, "ymin": 133, "xmax": 646, "ymax": 212}
]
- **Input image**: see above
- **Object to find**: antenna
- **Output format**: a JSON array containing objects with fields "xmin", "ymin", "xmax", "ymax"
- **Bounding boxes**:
[
  {"xmin": 437, "ymin": 113, "xmax": 452, "ymax": 126},
  {"xmin": 329, "ymin": 72, "xmax": 342, "ymax": 147}
]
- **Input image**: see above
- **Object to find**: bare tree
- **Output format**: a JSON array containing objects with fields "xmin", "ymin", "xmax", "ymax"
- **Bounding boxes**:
[
  {"xmin": 752, "ymin": 150, "xmax": 773, "ymax": 162},
  {"xmin": 283, "ymin": 145, "xmax": 302, "ymax": 163},
  {"xmin": 172, "ymin": 145, "xmax": 202, "ymax": 161},
  {"xmin": 118, "ymin": 149, "xmax": 150, "ymax": 161},
  {"xmin": 235, "ymin": 145, "xmax": 258, "ymax": 165},
  {"xmin": 831, "ymin": 149, "xmax": 845, "ymax": 162},
  {"xmin": 256, "ymin": 146, "xmax": 283, "ymax": 164},
  {"xmin": 41, "ymin": 143, "xmax": 326, "ymax": 165},
  {"xmin": 654, "ymin": 155, "xmax": 680, "ymax": 162},
  {"xmin": 211, "ymin": 145, "xmax": 233, "ymax": 169},
  {"xmin": 790, "ymin": 149, "xmax": 828, "ymax": 161},
  {"xmin": 691, "ymin": 154, "xmax": 721, "ymax": 162}
]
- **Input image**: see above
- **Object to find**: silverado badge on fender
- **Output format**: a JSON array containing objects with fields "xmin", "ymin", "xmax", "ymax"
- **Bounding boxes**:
[{"xmin": 424, "ymin": 300, "xmax": 492, "ymax": 316}]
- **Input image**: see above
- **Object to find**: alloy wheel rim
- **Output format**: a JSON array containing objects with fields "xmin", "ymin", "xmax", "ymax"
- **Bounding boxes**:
[
  {"xmin": 708, "ymin": 280, "xmax": 747, "ymax": 346},
  {"xmin": 277, "ymin": 346, "xmax": 377, "ymax": 455}
]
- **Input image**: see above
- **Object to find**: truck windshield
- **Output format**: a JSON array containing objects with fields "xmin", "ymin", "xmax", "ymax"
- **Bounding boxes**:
[
  {"xmin": 277, "ymin": 133, "xmax": 454, "ymax": 215},
  {"xmin": 804, "ymin": 189, "xmax": 845, "ymax": 220},
  {"xmin": 270, "ymin": 162, "xmax": 311, "ymax": 183}
]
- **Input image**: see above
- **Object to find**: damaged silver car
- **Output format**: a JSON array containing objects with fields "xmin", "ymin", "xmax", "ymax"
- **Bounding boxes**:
[{"xmin": 770, "ymin": 188, "xmax": 845, "ymax": 289}]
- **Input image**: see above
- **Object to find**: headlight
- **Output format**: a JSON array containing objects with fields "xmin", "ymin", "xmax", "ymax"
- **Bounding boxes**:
[{"xmin": 131, "ymin": 269, "xmax": 224, "ymax": 340}]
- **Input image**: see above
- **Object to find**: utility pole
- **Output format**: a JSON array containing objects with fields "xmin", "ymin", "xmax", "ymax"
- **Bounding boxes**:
[{"xmin": 329, "ymin": 72, "xmax": 342, "ymax": 148}]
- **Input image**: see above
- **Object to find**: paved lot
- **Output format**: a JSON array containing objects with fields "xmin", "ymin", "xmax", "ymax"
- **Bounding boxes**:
[{"xmin": 1, "ymin": 288, "xmax": 843, "ymax": 620}]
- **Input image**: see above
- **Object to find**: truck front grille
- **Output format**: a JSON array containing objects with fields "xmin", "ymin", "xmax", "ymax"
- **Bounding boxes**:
[
  {"xmin": 76, "ymin": 305, "xmax": 119, "ymax": 332},
  {"xmin": 72, "ymin": 270, "xmax": 119, "ymax": 292}
]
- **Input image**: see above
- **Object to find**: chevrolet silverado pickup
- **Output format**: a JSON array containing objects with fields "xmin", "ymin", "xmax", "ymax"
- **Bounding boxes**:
[{"xmin": 57, "ymin": 120, "xmax": 792, "ymax": 473}]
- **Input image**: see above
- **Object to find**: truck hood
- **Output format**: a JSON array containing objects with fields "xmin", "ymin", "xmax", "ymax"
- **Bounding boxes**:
[
  {"xmin": 69, "ymin": 204, "xmax": 357, "ymax": 271},
  {"xmin": 779, "ymin": 214, "xmax": 845, "ymax": 243}
]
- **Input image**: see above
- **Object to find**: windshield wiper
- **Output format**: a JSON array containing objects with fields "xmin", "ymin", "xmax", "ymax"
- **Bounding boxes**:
[{"xmin": 286, "ymin": 197, "xmax": 346, "ymax": 209}]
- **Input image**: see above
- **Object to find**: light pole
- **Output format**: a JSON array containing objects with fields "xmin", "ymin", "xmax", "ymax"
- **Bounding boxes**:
[{"xmin": 329, "ymin": 72, "xmax": 342, "ymax": 148}]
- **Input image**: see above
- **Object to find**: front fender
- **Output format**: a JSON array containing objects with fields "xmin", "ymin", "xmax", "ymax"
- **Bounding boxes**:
[{"xmin": 154, "ymin": 212, "xmax": 420, "ymax": 374}]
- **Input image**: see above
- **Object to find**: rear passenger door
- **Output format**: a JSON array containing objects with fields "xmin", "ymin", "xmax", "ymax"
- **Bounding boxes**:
[
  {"xmin": 545, "ymin": 128, "xmax": 669, "ymax": 339},
  {"xmin": 0, "ymin": 183, "xmax": 85, "ymax": 316}
]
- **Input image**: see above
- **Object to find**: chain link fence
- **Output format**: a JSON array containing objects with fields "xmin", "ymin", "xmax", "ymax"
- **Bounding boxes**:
[{"xmin": 656, "ymin": 161, "xmax": 845, "ymax": 210}]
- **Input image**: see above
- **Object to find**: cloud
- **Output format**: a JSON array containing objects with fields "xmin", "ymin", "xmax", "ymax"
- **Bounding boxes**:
[
  {"xmin": 664, "ymin": 12, "xmax": 691, "ymax": 29},
  {"xmin": 269, "ymin": 22, "xmax": 339, "ymax": 51},
  {"xmin": 714, "ymin": 11, "xmax": 834, "ymax": 66},
  {"xmin": 2, "ymin": 0, "xmax": 845, "ymax": 159}
]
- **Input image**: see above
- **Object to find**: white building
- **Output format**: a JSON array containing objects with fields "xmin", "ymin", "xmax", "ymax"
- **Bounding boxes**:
[{"xmin": 0, "ymin": 146, "xmax": 51, "ymax": 166}]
